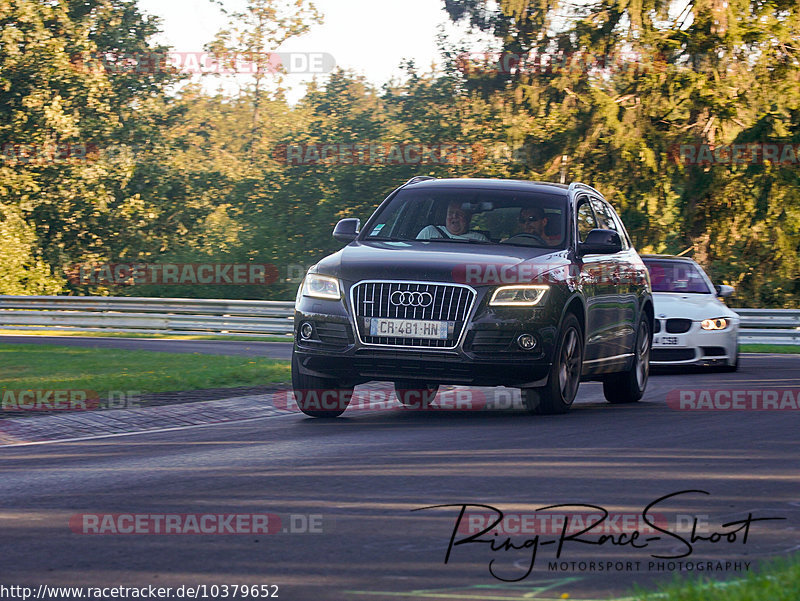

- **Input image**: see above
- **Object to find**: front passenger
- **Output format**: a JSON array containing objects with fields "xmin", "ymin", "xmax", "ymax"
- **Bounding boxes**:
[{"xmin": 417, "ymin": 201, "xmax": 489, "ymax": 241}]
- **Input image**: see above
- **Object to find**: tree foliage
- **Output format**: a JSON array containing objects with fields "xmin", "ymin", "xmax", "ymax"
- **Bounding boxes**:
[{"xmin": 0, "ymin": 0, "xmax": 797, "ymax": 306}]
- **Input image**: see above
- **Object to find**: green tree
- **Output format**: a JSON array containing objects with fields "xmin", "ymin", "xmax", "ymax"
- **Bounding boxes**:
[
  {"xmin": 206, "ymin": 0, "xmax": 322, "ymax": 143},
  {"xmin": 443, "ymin": 0, "xmax": 800, "ymax": 306},
  {"xmin": 0, "ymin": 202, "xmax": 62, "ymax": 294},
  {"xmin": 0, "ymin": 0, "xmax": 184, "ymax": 291}
]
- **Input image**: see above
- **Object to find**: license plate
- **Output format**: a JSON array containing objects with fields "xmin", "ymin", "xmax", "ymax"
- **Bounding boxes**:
[
  {"xmin": 655, "ymin": 336, "xmax": 681, "ymax": 346},
  {"xmin": 369, "ymin": 318, "xmax": 449, "ymax": 339}
]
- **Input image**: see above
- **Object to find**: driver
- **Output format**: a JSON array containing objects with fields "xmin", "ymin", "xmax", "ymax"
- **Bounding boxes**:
[
  {"xmin": 417, "ymin": 201, "xmax": 489, "ymax": 241},
  {"xmin": 500, "ymin": 206, "xmax": 549, "ymax": 244},
  {"xmin": 514, "ymin": 206, "xmax": 549, "ymax": 245}
]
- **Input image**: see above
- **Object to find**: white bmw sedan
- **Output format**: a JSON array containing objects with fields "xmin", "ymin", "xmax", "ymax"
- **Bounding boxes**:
[{"xmin": 642, "ymin": 255, "xmax": 740, "ymax": 371}]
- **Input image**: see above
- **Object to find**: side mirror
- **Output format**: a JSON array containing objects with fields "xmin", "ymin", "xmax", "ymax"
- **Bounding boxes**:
[
  {"xmin": 332, "ymin": 218, "xmax": 360, "ymax": 243},
  {"xmin": 578, "ymin": 229, "xmax": 622, "ymax": 256},
  {"xmin": 715, "ymin": 284, "xmax": 734, "ymax": 298}
]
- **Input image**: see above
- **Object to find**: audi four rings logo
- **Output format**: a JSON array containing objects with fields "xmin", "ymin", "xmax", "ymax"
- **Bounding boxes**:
[{"xmin": 390, "ymin": 291, "xmax": 434, "ymax": 307}]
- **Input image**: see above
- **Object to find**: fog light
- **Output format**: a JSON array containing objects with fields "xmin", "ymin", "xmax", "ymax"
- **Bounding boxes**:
[
  {"xmin": 300, "ymin": 322, "xmax": 314, "ymax": 340},
  {"xmin": 517, "ymin": 334, "xmax": 537, "ymax": 351}
]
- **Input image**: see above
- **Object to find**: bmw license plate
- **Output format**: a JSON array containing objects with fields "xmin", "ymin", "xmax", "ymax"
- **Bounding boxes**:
[
  {"xmin": 654, "ymin": 336, "xmax": 681, "ymax": 346},
  {"xmin": 370, "ymin": 318, "xmax": 449, "ymax": 339}
]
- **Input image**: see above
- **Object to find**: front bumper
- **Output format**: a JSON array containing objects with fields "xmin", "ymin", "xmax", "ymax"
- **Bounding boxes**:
[
  {"xmin": 293, "ymin": 289, "xmax": 561, "ymax": 387},
  {"xmin": 651, "ymin": 323, "xmax": 738, "ymax": 366},
  {"xmin": 294, "ymin": 347, "xmax": 552, "ymax": 387}
]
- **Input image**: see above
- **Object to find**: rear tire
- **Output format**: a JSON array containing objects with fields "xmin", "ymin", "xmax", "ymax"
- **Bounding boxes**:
[
  {"xmin": 522, "ymin": 313, "xmax": 583, "ymax": 415},
  {"xmin": 603, "ymin": 315, "xmax": 650, "ymax": 404},
  {"xmin": 394, "ymin": 382, "xmax": 439, "ymax": 409},
  {"xmin": 291, "ymin": 352, "xmax": 352, "ymax": 417}
]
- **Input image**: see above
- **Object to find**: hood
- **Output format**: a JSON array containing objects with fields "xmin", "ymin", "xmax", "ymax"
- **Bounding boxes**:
[
  {"xmin": 314, "ymin": 240, "xmax": 569, "ymax": 285},
  {"xmin": 653, "ymin": 292, "xmax": 739, "ymax": 321}
]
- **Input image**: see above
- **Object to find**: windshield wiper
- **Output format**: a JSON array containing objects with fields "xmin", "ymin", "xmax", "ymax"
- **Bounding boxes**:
[
  {"xmin": 366, "ymin": 236, "xmax": 408, "ymax": 242},
  {"xmin": 498, "ymin": 241, "xmax": 549, "ymax": 248},
  {"xmin": 424, "ymin": 237, "xmax": 493, "ymax": 244}
]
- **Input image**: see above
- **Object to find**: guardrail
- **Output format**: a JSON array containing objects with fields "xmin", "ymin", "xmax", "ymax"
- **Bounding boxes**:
[
  {"xmin": 0, "ymin": 296, "xmax": 797, "ymax": 343},
  {"xmin": 734, "ymin": 308, "xmax": 800, "ymax": 344},
  {"xmin": 0, "ymin": 296, "xmax": 295, "ymax": 337}
]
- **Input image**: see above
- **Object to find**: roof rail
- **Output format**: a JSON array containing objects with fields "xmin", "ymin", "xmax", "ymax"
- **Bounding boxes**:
[
  {"xmin": 403, "ymin": 176, "xmax": 437, "ymax": 186},
  {"xmin": 568, "ymin": 182, "xmax": 604, "ymax": 197}
]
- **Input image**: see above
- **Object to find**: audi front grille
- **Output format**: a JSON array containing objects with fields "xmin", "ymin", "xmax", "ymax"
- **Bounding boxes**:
[{"xmin": 351, "ymin": 281, "xmax": 476, "ymax": 348}]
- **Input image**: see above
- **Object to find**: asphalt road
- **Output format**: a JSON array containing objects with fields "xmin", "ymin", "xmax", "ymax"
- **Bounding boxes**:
[{"xmin": 0, "ymin": 353, "xmax": 799, "ymax": 601}]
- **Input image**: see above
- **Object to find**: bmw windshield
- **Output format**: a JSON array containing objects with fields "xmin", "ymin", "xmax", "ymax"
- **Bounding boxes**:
[
  {"xmin": 644, "ymin": 260, "xmax": 713, "ymax": 294},
  {"xmin": 361, "ymin": 188, "xmax": 568, "ymax": 249}
]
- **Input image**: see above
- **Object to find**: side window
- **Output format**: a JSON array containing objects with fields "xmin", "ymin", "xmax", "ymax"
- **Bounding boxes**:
[
  {"xmin": 591, "ymin": 198, "xmax": 630, "ymax": 250},
  {"xmin": 576, "ymin": 197, "xmax": 597, "ymax": 243},
  {"xmin": 605, "ymin": 203, "xmax": 631, "ymax": 250},
  {"xmin": 590, "ymin": 198, "xmax": 614, "ymax": 231}
]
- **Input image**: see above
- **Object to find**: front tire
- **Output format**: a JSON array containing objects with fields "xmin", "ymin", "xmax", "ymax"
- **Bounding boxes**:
[
  {"xmin": 603, "ymin": 315, "xmax": 651, "ymax": 404},
  {"xmin": 291, "ymin": 352, "xmax": 352, "ymax": 417},
  {"xmin": 718, "ymin": 347, "xmax": 739, "ymax": 372},
  {"xmin": 522, "ymin": 313, "xmax": 584, "ymax": 415}
]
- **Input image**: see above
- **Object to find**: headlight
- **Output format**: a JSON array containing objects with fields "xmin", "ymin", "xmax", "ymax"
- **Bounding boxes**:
[
  {"xmin": 701, "ymin": 318, "xmax": 728, "ymax": 330},
  {"xmin": 489, "ymin": 285, "xmax": 549, "ymax": 306},
  {"xmin": 302, "ymin": 274, "xmax": 341, "ymax": 300}
]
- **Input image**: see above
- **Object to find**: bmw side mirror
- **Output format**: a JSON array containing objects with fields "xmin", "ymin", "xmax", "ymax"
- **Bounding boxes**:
[
  {"xmin": 578, "ymin": 229, "xmax": 623, "ymax": 256},
  {"xmin": 333, "ymin": 218, "xmax": 360, "ymax": 243},
  {"xmin": 715, "ymin": 284, "xmax": 734, "ymax": 298}
]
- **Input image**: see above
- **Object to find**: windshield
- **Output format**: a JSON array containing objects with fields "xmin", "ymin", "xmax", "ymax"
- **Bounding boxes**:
[
  {"xmin": 644, "ymin": 260, "xmax": 713, "ymax": 294},
  {"xmin": 362, "ymin": 187, "xmax": 568, "ymax": 248}
]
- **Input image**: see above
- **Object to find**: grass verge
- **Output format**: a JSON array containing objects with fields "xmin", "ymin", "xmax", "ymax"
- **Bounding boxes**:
[
  {"xmin": 740, "ymin": 344, "xmax": 800, "ymax": 354},
  {"xmin": 632, "ymin": 555, "xmax": 800, "ymax": 600},
  {"xmin": 0, "ymin": 343, "xmax": 289, "ymax": 394}
]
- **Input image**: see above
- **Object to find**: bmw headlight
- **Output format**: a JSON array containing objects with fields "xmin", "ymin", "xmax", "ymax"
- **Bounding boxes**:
[
  {"xmin": 301, "ymin": 274, "xmax": 341, "ymax": 300},
  {"xmin": 489, "ymin": 285, "xmax": 549, "ymax": 306},
  {"xmin": 701, "ymin": 318, "xmax": 728, "ymax": 330}
]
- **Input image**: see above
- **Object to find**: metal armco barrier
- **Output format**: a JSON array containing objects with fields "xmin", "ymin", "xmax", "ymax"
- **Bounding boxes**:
[
  {"xmin": 0, "ymin": 296, "xmax": 797, "ymax": 343},
  {"xmin": 0, "ymin": 296, "xmax": 295, "ymax": 337},
  {"xmin": 733, "ymin": 309, "xmax": 800, "ymax": 344}
]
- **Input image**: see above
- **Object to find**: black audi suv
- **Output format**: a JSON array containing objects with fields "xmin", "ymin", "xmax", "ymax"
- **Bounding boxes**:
[{"xmin": 292, "ymin": 177, "xmax": 654, "ymax": 417}]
